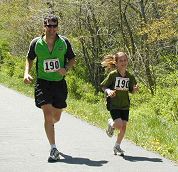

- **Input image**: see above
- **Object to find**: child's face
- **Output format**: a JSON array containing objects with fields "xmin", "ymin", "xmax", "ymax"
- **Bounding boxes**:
[{"xmin": 115, "ymin": 55, "xmax": 128, "ymax": 71}]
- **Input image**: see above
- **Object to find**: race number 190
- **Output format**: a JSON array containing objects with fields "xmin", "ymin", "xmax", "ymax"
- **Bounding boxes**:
[
  {"xmin": 44, "ymin": 59, "xmax": 60, "ymax": 72},
  {"xmin": 114, "ymin": 77, "xmax": 129, "ymax": 91}
]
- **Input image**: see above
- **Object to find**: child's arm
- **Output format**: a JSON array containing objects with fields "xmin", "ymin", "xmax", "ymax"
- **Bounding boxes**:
[
  {"xmin": 132, "ymin": 84, "xmax": 139, "ymax": 93},
  {"xmin": 102, "ymin": 87, "xmax": 116, "ymax": 97}
]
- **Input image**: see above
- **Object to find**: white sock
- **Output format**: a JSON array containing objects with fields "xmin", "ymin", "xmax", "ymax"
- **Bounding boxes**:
[
  {"xmin": 115, "ymin": 142, "xmax": 120, "ymax": 147},
  {"xmin": 109, "ymin": 119, "xmax": 114, "ymax": 128},
  {"xmin": 51, "ymin": 144, "xmax": 56, "ymax": 149},
  {"xmin": 111, "ymin": 121, "xmax": 114, "ymax": 128}
]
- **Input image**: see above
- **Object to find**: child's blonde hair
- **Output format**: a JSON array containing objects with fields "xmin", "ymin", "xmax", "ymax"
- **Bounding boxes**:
[
  {"xmin": 101, "ymin": 54, "xmax": 115, "ymax": 70},
  {"xmin": 114, "ymin": 52, "xmax": 128, "ymax": 59},
  {"xmin": 101, "ymin": 52, "xmax": 128, "ymax": 71}
]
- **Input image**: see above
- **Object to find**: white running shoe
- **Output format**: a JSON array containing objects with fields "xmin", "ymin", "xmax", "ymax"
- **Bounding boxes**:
[
  {"xmin": 106, "ymin": 118, "xmax": 114, "ymax": 137},
  {"xmin": 48, "ymin": 148, "xmax": 60, "ymax": 162},
  {"xmin": 113, "ymin": 145, "xmax": 124, "ymax": 156}
]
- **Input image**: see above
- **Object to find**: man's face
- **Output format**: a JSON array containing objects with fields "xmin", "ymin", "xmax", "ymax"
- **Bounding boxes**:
[{"xmin": 45, "ymin": 20, "xmax": 58, "ymax": 36}]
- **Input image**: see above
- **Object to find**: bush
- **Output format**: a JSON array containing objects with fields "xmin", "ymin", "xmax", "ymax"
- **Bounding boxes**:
[{"xmin": 66, "ymin": 73, "xmax": 103, "ymax": 103}]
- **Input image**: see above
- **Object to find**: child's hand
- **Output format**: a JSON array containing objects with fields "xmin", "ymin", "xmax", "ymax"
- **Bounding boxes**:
[
  {"xmin": 132, "ymin": 85, "xmax": 139, "ymax": 93},
  {"xmin": 105, "ymin": 89, "xmax": 116, "ymax": 97}
]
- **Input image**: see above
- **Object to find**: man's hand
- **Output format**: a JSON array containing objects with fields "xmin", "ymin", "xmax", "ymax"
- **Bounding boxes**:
[
  {"xmin": 57, "ymin": 68, "xmax": 67, "ymax": 76},
  {"xmin": 24, "ymin": 74, "xmax": 33, "ymax": 84}
]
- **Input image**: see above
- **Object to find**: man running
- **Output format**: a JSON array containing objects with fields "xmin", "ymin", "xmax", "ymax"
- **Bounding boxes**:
[{"xmin": 24, "ymin": 14, "xmax": 76, "ymax": 162}]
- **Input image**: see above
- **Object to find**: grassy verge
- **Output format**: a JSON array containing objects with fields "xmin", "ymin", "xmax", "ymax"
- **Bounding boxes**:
[
  {"xmin": 127, "ymin": 106, "xmax": 178, "ymax": 161},
  {"xmin": 0, "ymin": 73, "xmax": 177, "ymax": 163}
]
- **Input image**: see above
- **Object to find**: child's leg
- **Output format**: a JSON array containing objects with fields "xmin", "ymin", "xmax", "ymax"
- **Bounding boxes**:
[
  {"xmin": 117, "ymin": 121, "xmax": 127, "ymax": 144},
  {"xmin": 106, "ymin": 118, "xmax": 115, "ymax": 137},
  {"xmin": 113, "ymin": 119, "xmax": 127, "ymax": 144},
  {"xmin": 112, "ymin": 119, "xmax": 127, "ymax": 154}
]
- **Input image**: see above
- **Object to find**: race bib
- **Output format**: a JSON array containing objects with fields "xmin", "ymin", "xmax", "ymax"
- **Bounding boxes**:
[
  {"xmin": 43, "ymin": 59, "xmax": 60, "ymax": 72},
  {"xmin": 114, "ymin": 77, "xmax": 129, "ymax": 91}
]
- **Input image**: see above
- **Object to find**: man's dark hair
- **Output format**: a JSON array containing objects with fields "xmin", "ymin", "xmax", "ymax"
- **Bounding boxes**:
[{"xmin": 44, "ymin": 14, "xmax": 58, "ymax": 26}]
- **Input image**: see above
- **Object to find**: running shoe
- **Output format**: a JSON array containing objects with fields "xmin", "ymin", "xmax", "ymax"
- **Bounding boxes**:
[
  {"xmin": 106, "ymin": 118, "xmax": 114, "ymax": 137},
  {"xmin": 113, "ymin": 145, "xmax": 124, "ymax": 155},
  {"xmin": 48, "ymin": 148, "xmax": 60, "ymax": 162}
]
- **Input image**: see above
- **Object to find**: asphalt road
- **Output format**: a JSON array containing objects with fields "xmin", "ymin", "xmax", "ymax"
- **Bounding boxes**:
[{"xmin": 0, "ymin": 84, "xmax": 177, "ymax": 172}]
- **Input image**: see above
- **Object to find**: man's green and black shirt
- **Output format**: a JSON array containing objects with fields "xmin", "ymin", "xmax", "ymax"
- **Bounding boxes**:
[{"xmin": 27, "ymin": 34, "xmax": 75, "ymax": 81}]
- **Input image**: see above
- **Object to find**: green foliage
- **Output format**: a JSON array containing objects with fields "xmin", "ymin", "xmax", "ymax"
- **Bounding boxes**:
[
  {"xmin": 67, "ymin": 72, "xmax": 103, "ymax": 103},
  {"xmin": 155, "ymin": 55, "xmax": 178, "ymax": 75},
  {"xmin": 67, "ymin": 98, "xmax": 108, "ymax": 129},
  {"xmin": 128, "ymin": 105, "xmax": 178, "ymax": 161},
  {"xmin": 0, "ymin": 0, "xmax": 177, "ymax": 92},
  {"xmin": 128, "ymin": 75, "xmax": 178, "ymax": 161},
  {"xmin": 151, "ymin": 87, "xmax": 178, "ymax": 122},
  {"xmin": 0, "ymin": 51, "xmax": 23, "ymax": 78},
  {"xmin": 0, "ymin": 40, "xmax": 10, "ymax": 61},
  {"xmin": 131, "ymin": 72, "xmax": 178, "ymax": 123},
  {"xmin": 130, "ymin": 84, "xmax": 153, "ymax": 108},
  {"xmin": 0, "ymin": 41, "xmax": 37, "ymax": 84}
]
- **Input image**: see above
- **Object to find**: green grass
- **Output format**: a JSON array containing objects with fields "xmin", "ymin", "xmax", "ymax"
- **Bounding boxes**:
[
  {"xmin": 127, "ymin": 107, "xmax": 178, "ymax": 161},
  {"xmin": 67, "ymin": 98, "xmax": 109, "ymax": 129},
  {"xmin": 0, "ymin": 72, "xmax": 178, "ymax": 163},
  {"xmin": 0, "ymin": 73, "xmax": 34, "ymax": 96}
]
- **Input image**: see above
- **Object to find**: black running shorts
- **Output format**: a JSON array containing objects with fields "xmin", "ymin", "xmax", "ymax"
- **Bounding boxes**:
[
  {"xmin": 110, "ymin": 109, "xmax": 129, "ymax": 121},
  {"xmin": 35, "ymin": 78, "xmax": 68, "ymax": 109}
]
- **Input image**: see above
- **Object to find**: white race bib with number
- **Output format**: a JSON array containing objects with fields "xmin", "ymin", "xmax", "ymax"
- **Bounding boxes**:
[
  {"xmin": 43, "ymin": 59, "xmax": 60, "ymax": 72},
  {"xmin": 114, "ymin": 77, "xmax": 129, "ymax": 91}
]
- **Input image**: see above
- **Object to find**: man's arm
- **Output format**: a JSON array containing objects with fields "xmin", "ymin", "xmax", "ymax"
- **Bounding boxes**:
[
  {"xmin": 23, "ymin": 58, "xmax": 34, "ymax": 84},
  {"xmin": 23, "ymin": 37, "xmax": 39, "ymax": 84},
  {"xmin": 57, "ymin": 58, "xmax": 76, "ymax": 76},
  {"xmin": 58, "ymin": 36, "xmax": 76, "ymax": 76},
  {"xmin": 65, "ymin": 58, "xmax": 76, "ymax": 72}
]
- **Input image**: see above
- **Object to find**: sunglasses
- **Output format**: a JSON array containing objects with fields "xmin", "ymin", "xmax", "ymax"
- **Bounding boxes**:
[{"xmin": 46, "ymin": 24, "xmax": 58, "ymax": 28}]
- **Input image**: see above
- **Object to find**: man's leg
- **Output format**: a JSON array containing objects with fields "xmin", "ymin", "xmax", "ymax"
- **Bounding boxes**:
[
  {"xmin": 42, "ymin": 104, "xmax": 62, "ymax": 161},
  {"xmin": 52, "ymin": 107, "xmax": 62, "ymax": 124},
  {"xmin": 42, "ymin": 104, "xmax": 62, "ymax": 144},
  {"xmin": 42, "ymin": 104, "xmax": 56, "ymax": 145}
]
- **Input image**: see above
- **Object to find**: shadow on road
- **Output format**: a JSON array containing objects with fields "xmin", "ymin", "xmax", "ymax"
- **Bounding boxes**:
[
  {"xmin": 123, "ymin": 155, "xmax": 163, "ymax": 162},
  {"xmin": 53, "ymin": 152, "xmax": 108, "ymax": 166}
]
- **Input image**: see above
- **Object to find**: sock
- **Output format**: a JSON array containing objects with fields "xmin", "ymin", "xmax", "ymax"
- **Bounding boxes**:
[
  {"xmin": 111, "ymin": 121, "xmax": 114, "ymax": 128},
  {"xmin": 115, "ymin": 142, "xmax": 120, "ymax": 147},
  {"xmin": 51, "ymin": 144, "xmax": 56, "ymax": 149},
  {"xmin": 109, "ymin": 119, "xmax": 114, "ymax": 128}
]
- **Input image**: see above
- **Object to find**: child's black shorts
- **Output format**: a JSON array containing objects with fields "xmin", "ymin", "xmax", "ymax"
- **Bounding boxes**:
[
  {"xmin": 110, "ymin": 109, "xmax": 129, "ymax": 121},
  {"xmin": 35, "ymin": 78, "xmax": 68, "ymax": 109}
]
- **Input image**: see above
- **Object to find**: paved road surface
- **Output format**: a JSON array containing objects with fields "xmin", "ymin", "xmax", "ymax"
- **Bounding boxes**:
[{"xmin": 0, "ymin": 84, "xmax": 177, "ymax": 172}]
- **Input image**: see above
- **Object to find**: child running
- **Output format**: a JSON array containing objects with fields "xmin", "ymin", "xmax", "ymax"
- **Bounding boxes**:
[{"xmin": 100, "ymin": 52, "xmax": 139, "ymax": 155}]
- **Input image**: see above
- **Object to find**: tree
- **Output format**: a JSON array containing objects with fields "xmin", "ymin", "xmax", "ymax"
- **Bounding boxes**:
[{"xmin": 0, "ymin": 0, "xmax": 177, "ymax": 94}]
